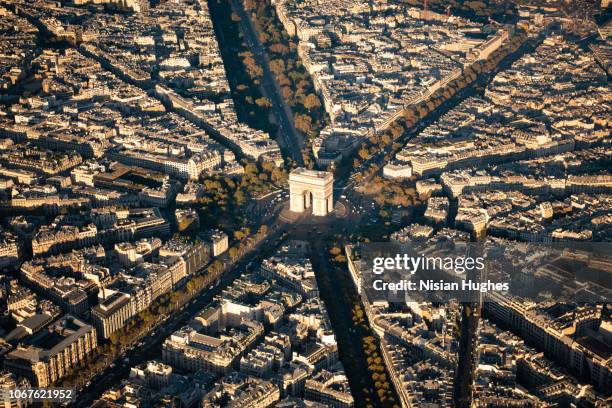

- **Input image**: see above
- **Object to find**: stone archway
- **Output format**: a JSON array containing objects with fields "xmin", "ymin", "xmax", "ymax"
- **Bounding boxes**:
[{"xmin": 289, "ymin": 168, "xmax": 334, "ymax": 216}]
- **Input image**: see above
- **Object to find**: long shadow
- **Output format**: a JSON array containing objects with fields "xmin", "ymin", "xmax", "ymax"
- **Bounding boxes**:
[
  {"xmin": 308, "ymin": 239, "xmax": 401, "ymax": 408},
  {"xmin": 207, "ymin": 0, "xmax": 274, "ymax": 133}
]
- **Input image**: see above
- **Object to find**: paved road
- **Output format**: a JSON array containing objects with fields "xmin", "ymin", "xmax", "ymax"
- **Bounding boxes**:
[
  {"xmin": 72, "ymin": 209, "xmax": 289, "ymax": 407},
  {"xmin": 307, "ymin": 239, "xmax": 381, "ymax": 408},
  {"xmin": 76, "ymin": 23, "xmax": 537, "ymax": 408},
  {"xmin": 230, "ymin": 0, "xmax": 304, "ymax": 166}
]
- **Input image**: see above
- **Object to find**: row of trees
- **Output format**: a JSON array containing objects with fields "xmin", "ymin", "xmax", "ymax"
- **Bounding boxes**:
[
  {"xmin": 351, "ymin": 304, "xmax": 400, "ymax": 408},
  {"xmin": 243, "ymin": 0, "xmax": 328, "ymax": 166},
  {"xmin": 228, "ymin": 224, "xmax": 267, "ymax": 261},
  {"xmin": 359, "ymin": 176, "xmax": 419, "ymax": 208},
  {"xmin": 362, "ymin": 335, "xmax": 398, "ymax": 407},
  {"xmin": 325, "ymin": 241, "xmax": 401, "ymax": 408},
  {"xmin": 351, "ymin": 30, "xmax": 527, "ymax": 183},
  {"xmin": 209, "ymin": 0, "xmax": 274, "ymax": 133},
  {"xmin": 344, "ymin": 32, "xmax": 529, "ymax": 236},
  {"xmin": 60, "ymin": 224, "xmax": 270, "ymax": 389}
]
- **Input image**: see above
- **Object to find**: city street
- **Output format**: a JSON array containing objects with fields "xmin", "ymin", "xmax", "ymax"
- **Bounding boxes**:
[
  {"xmin": 1, "ymin": 0, "xmax": 608, "ymax": 406},
  {"xmin": 73, "ymin": 208, "xmax": 290, "ymax": 407},
  {"xmin": 230, "ymin": 0, "xmax": 304, "ymax": 166}
]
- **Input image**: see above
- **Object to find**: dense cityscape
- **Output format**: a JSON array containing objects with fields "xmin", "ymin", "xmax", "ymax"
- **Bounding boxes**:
[{"xmin": 0, "ymin": 0, "xmax": 610, "ymax": 407}]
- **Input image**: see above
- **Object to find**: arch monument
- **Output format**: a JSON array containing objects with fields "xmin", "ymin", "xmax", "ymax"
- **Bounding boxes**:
[{"xmin": 289, "ymin": 168, "xmax": 334, "ymax": 216}]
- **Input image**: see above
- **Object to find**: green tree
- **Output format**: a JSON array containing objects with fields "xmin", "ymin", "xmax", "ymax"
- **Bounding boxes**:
[
  {"xmin": 269, "ymin": 43, "xmax": 289, "ymax": 54},
  {"xmin": 234, "ymin": 189, "xmax": 247, "ymax": 205},
  {"xmin": 269, "ymin": 59, "xmax": 286, "ymax": 76},
  {"xmin": 329, "ymin": 247, "xmax": 341, "ymax": 255},
  {"xmin": 303, "ymin": 93, "xmax": 321, "ymax": 111},
  {"xmin": 294, "ymin": 114, "xmax": 312, "ymax": 134},
  {"xmin": 281, "ymin": 86, "xmax": 294, "ymax": 101},
  {"xmin": 255, "ymin": 97, "xmax": 272, "ymax": 108}
]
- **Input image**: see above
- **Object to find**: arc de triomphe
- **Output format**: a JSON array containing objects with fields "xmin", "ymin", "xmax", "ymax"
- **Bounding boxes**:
[{"xmin": 289, "ymin": 168, "xmax": 334, "ymax": 216}]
